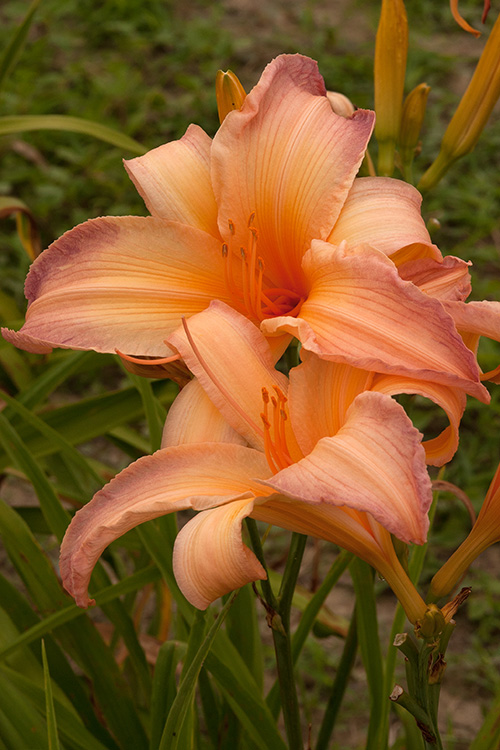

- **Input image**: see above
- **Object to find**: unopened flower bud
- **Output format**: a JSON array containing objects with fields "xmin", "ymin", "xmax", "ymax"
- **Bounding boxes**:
[
  {"xmin": 399, "ymin": 83, "xmax": 430, "ymax": 171},
  {"xmin": 419, "ymin": 12, "xmax": 500, "ymax": 190},
  {"xmin": 326, "ymin": 91, "xmax": 356, "ymax": 118},
  {"xmin": 374, "ymin": 0, "xmax": 408, "ymax": 176},
  {"xmin": 216, "ymin": 70, "xmax": 247, "ymax": 124}
]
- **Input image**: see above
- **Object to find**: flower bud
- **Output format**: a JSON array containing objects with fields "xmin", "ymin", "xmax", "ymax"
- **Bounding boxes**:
[
  {"xmin": 419, "ymin": 12, "xmax": 500, "ymax": 190},
  {"xmin": 374, "ymin": 0, "xmax": 408, "ymax": 176},
  {"xmin": 215, "ymin": 70, "xmax": 247, "ymax": 124},
  {"xmin": 326, "ymin": 91, "xmax": 356, "ymax": 118},
  {"xmin": 399, "ymin": 83, "xmax": 430, "ymax": 175}
]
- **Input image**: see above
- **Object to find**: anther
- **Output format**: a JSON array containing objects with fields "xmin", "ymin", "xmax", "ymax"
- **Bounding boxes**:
[
  {"xmin": 228, "ymin": 219, "xmax": 235, "ymax": 234},
  {"xmin": 248, "ymin": 211, "xmax": 256, "ymax": 227},
  {"xmin": 222, "ymin": 243, "xmax": 228, "ymax": 257}
]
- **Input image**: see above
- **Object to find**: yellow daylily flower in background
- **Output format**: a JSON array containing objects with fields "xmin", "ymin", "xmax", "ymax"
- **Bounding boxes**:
[
  {"xmin": 2, "ymin": 54, "xmax": 493, "ymax": 401},
  {"xmin": 60, "ymin": 302, "xmax": 438, "ymax": 624}
]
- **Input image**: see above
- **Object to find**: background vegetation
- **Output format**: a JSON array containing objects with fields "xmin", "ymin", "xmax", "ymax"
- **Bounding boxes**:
[{"xmin": 0, "ymin": 0, "xmax": 499, "ymax": 747}]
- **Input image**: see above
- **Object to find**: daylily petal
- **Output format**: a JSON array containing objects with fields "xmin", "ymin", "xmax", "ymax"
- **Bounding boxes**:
[
  {"xmin": 124, "ymin": 124, "xmax": 219, "ymax": 235},
  {"xmin": 390, "ymin": 241, "xmax": 443, "ymax": 268},
  {"xmin": 173, "ymin": 498, "xmax": 266, "ymax": 609},
  {"xmin": 262, "ymin": 241, "xmax": 488, "ymax": 401},
  {"xmin": 398, "ymin": 255, "xmax": 472, "ymax": 301},
  {"xmin": 162, "ymin": 378, "xmax": 246, "ymax": 448},
  {"xmin": 60, "ymin": 443, "xmax": 271, "ymax": 607},
  {"xmin": 288, "ymin": 353, "xmax": 373, "ymax": 454},
  {"xmin": 251, "ymin": 496, "xmax": 428, "ymax": 624},
  {"xmin": 263, "ymin": 391, "xmax": 432, "ymax": 544},
  {"xmin": 327, "ymin": 177, "xmax": 431, "ymax": 255},
  {"xmin": 2, "ymin": 217, "xmax": 231, "ymax": 356},
  {"xmin": 211, "ymin": 54, "xmax": 374, "ymax": 286},
  {"xmin": 442, "ymin": 299, "xmax": 500, "ymax": 341},
  {"xmin": 167, "ymin": 301, "xmax": 290, "ymax": 451},
  {"xmin": 371, "ymin": 373, "xmax": 466, "ymax": 466}
]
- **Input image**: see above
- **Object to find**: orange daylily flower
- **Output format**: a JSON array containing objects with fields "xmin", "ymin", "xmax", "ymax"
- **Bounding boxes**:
[
  {"xmin": 1, "ymin": 55, "xmax": 491, "ymax": 401},
  {"xmin": 430, "ymin": 459, "xmax": 500, "ymax": 599},
  {"xmin": 60, "ymin": 303, "xmax": 434, "ymax": 623}
]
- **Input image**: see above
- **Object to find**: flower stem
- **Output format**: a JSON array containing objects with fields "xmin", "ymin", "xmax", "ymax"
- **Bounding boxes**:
[
  {"xmin": 246, "ymin": 521, "xmax": 305, "ymax": 750},
  {"xmin": 315, "ymin": 606, "xmax": 358, "ymax": 750}
]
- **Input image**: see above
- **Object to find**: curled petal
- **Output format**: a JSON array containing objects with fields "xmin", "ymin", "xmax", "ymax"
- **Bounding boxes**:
[
  {"xmin": 264, "ymin": 391, "xmax": 432, "ymax": 544},
  {"xmin": 124, "ymin": 124, "xmax": 219, "ymax": 235},
  {"xmin": 173, "ymin": 499, "xmax": 266, "ymax": 609},
  {"xmin": 60, "ymin": 443, "xmax": 271, "ymax": 607},
  {"xmin": 398, "ymin": 255, "xmax": 472, "ymax": 301},
  {"xmin": 371, "ymin": 373, "xmax": 466, "ymax": 466},
  {"xmin": 162, "ymin": 378, "xmax": 246, "ymax": 448},
  {"xmin": 328, "ymin": 177, "xmax": 431, "ymax": 255},
  {"xmin": 2, "ymin": 218, "xmax": 230, "ymax": 356},
  {"xmin": 262, "ymin": 241, "xmax": 488, "ymax": 402},
  {"xmin": 390, "ymin": 241, "xmax": 443, "ymax": 268},
  {"xmin": 212, "ymin": 54, "xmax": 374, "ymax": 286},
  {"xmin": 442, "ymin": 299, "xmax": 500, "ymax": 341}
]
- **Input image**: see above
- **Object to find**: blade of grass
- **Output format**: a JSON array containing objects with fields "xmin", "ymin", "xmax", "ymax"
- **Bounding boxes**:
[
  {"xmin": 0, "ymin": 663, "xmax": 112, "ymax": 750},
  {"xmin": 0, "ymin": 498, "xmax": 148, "ymax": 749},
  {"xmin": 149, "ymin": 641, "xmax": 187, "ymax": 750},
  {"xmin": 0, "ymin": 115, "xmax": 145, "ymax": 153},
  {"xmin": 159, "ymin": 596, "xmax": 237, "ymax": 750},
  {"xmin": 0, "ymin": 0, "xmax": 40, "ymax": 94},
  {"xmin": 350, "ymin": 558, "xmax": 385, "ymax": 749},
  {"xmin": 0, "ymin": 565, "xmax": 161, "ymax": 661},
  {"xmin": 42, "ymin": 641, "xmax": 61, "ymax": 750},
  {"xmin": 0, "ymin": 572, "xmax": 118, "ymax": 748}
]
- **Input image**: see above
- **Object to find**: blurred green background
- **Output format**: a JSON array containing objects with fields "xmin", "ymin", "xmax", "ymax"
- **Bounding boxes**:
[{"xmin": 1, "ymin": 1, "xmax": 499, "ymax": 745}]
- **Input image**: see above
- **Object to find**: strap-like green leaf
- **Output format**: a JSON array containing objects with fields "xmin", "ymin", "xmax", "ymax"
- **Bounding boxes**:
[
  {"xmin": 0, "ymin": 663, "xmax": 111, "ymax": 750},
  {"xmin": 159, "ymin": 596, "xmax": 238, "ymax": 750},
  {"xmin": 0, "ymin": 565, "xmax": 160, "ymax": 662},
  {"xmin": 42, "ymin": 641, "xmax": 61, "ymax": 750},
  {"xmin": 0, "ymin": 0, "xmax": 40, "ymax": 94},
  {"xmin": 0, "ymin": 115, "xmax": 145, "ymax": 153}
]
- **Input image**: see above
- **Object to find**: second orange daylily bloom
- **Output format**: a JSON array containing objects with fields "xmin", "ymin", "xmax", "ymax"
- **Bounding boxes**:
[
  {"xmin": 2, "ymin": 54, "xmax": 492, "ymax": 401},
  {"xmin": 60, "ymin": 303, "xmax": 436, "ymax": 623}
]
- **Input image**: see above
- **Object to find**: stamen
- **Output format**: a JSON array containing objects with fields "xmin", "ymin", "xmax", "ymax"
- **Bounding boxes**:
[
  {"xmin": 260, "ymin": 411, "xmax": 282, "ymax": 474},
  {"xmin": 115, "ymin": 349, "xmax": 181, "ymax": 366},
  {"xmin": 259, "ymin": 385, "xmax": 292, "ymax": 472},
  {"xmin": 240, "ymin": 247, "xmax": 253, "ymax": 317},
  {"xmin": 222, "ymin": 214, "xmax": 304, "ymax": 322},
  {"xmin": 222, "ymin": 242, "xmax": 239, "ymax": 298},
  {"xmin": 181, "ymin": 316, "xmax": 263, "ymax": 438}
]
